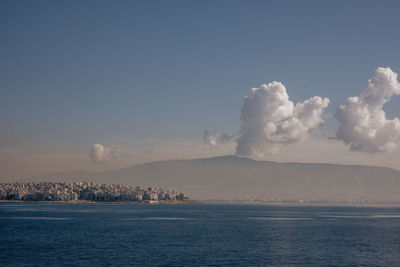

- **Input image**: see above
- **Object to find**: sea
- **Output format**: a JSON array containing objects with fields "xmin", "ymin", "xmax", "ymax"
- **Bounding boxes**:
[{"xmin": 1, "ymin": 203, "xmax": 400, "ymax": 266}]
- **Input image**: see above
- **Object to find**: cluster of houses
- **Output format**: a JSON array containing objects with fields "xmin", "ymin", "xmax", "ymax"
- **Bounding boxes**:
[{"xmin": 0, "ymin": 181, "xmax": 190, "ymax": 202}]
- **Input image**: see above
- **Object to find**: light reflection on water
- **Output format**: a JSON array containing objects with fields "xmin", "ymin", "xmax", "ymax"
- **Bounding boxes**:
[{"xmin": 1, "ymin": 202, "xmax": 400, "ymax": 266}]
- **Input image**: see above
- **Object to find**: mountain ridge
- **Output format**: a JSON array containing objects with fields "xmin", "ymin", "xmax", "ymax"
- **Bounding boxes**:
[{"xmin": 24, "ymin": 155, "xmax": 400, "ymax": 202}]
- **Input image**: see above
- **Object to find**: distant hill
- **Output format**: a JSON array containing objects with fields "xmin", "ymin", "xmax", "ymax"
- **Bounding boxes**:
[{"xmin": 26, "ymin": 155, "xmax": 400, "ymax": 202}]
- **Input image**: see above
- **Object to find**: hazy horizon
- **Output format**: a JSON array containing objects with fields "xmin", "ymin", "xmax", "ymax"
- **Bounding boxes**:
[
  {"xmin": 2, "ymin": 0, "xmax": 400, "ymax": 181},
  {"xmin": 3, "ymin": 2, "xmax": 400, "ymax": 266}
]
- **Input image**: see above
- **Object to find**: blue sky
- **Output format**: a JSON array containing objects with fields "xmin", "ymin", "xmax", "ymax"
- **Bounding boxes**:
[{"xmin": 1, "ymin": 0, "xmax": 400, "ymax": 177}]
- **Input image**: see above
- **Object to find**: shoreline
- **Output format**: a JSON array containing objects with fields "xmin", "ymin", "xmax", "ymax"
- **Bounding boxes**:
[
  {"xmin": 0, "ymin": 200, "xmax": 197, "ymax": 204},
  {"xmin": 2, "ymin": 200, "xmax": 400, "ymax": 207}
]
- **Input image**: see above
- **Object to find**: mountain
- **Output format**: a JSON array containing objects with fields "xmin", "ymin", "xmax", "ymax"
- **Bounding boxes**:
[{"xmin": 26, "ymin": 155, "xmax": 400, "ymax": 202}]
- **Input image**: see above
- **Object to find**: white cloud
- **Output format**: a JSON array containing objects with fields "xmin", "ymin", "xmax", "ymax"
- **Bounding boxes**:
[
  {"xmin": 335, "ymin": 67, "xmax": 400, "ymax": 153},
  {"xmin": 203, "ymin": 130, "xmax": 218, "ymax": 147},
  {"xmin": 89, "ymin": 144, "xmax": 121, "ymax": 163},
  {"xmin": 203, "ymin": 130, "xmax": 235, "ymax": 147},
  {"xmin": 235, "ymin": 81, "xmax": 329, "ymax": 157}
]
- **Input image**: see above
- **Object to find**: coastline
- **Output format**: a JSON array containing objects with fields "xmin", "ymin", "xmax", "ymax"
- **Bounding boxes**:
[
  {"xmin": 3, "ymin": 200, "xmax": 400, "ymax": 207},
  {"xmin": 0, "ymin": 200, "xmax": 197, "ymax": 204}
]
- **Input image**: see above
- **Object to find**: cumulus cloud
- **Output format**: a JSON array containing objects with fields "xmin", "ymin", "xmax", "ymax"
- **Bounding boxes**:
[
  {"xmin": 89, "ymin": 144, "xmax": 121, "ymax": 163},
  {"xmin": 203, "ymin": 130, "xmax": 235, "ymax": 147},
  {"xmin": 235, "ymin": 81, "xmax": 329, "ymax": 157},
  {"xmin": 335, "ymin": 67, "xmax": 400, "ymax": 153}
]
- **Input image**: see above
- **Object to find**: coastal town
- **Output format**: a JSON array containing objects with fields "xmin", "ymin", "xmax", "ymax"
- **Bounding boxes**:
[{"xmin": 0, "ymin": 182, "xmax": 191, "ymax": 203}]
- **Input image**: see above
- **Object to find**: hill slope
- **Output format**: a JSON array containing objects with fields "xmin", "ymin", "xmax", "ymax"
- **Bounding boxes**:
[{"xmin": 27, "ymin": 156, "xmax": 400, "ymax": 202}]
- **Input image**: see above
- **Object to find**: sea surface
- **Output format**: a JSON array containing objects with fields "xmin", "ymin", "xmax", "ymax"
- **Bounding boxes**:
[{"xmin": 1, "ymin": 203, "xmax": 400, "ymax": 266}]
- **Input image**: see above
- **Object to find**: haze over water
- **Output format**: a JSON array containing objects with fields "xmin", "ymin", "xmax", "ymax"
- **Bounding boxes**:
[{"xmin": 2, "ymin": 1, "xmax": 400, "ymax": 265}]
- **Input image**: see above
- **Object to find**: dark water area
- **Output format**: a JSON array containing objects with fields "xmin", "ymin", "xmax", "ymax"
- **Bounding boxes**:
[{"xmin": 1, "ymin": 203, "xmax": 400, "ymax": 266}]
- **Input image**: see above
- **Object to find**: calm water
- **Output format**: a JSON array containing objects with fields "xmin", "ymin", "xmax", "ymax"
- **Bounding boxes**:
[{"xmin": 1, "ymin": 203, "xmax": 400, "ymax": 266}]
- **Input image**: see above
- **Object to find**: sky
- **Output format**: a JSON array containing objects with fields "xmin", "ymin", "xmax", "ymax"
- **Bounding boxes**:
[{"xmin": 1, "ymin": 0, "xmax": 400, "ymax": 180}]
